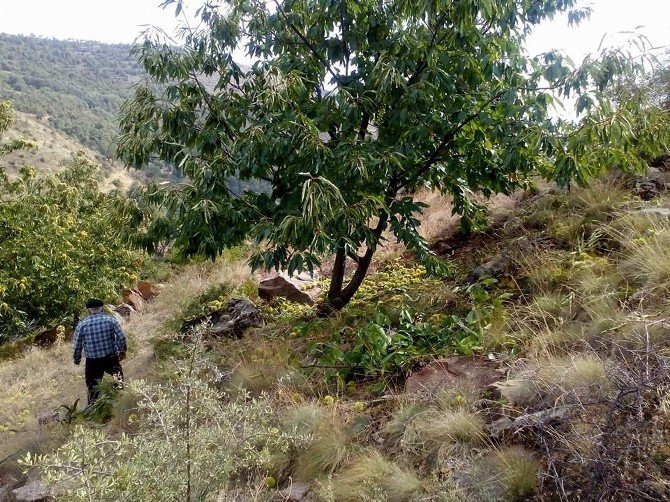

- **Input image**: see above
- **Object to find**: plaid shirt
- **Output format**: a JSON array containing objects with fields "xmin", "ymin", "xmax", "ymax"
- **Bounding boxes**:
[{"xmin": 72, "ymin": 313, "xmax": 127, "ymax": 364}]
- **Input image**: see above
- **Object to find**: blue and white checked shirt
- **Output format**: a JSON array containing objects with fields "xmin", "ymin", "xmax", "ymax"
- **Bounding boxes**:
[{"xmin": 72, "ymin": 313, "xmax": 127, "ymax": 364}]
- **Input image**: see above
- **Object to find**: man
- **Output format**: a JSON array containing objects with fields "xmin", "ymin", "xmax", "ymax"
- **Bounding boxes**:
[{"xmin": 72, "ymin": 298, "xmax": 127, "ymax": 404}]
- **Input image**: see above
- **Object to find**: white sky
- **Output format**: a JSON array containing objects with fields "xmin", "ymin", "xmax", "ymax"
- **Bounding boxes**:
[{"xmin": 0, "ymin": 0, "xmax": 668, "ymax": 61}]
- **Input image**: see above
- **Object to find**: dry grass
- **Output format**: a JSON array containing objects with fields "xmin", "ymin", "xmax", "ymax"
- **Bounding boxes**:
[
  {"xmin": 324, "ymin": 451, "xmax": 422, "ymax": 502},
  {"xmin": 403, "ymin": 409, "xmax": 486, "ymax": 463},
  {"xmin": 617, "ymin": 216, "xmax": 670, "ymax": 288},
  {"xmin": 0, "ymin": 256, "xmax": 253, "ymax": 468},
  {"xmin": 499, "ymin": 354, "xmax": 610, "ymax": 407},
  {"xmin": 469, "ymin": 447, "xmax": 540, "ymax": 501},
  {"xmin": 294, "ymin": 412, "xmax": 352, "ymax": 480}
]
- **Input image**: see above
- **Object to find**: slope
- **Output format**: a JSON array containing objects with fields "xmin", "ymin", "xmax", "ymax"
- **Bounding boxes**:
[{"xmin": 0, "ymin": 34, "xmax": 140, "ymax": 160}]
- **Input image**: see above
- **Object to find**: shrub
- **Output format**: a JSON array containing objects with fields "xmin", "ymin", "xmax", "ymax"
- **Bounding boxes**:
[
  {"xmin": 0, "ymin": 156, "xmax": 139, "ymax": 340},
  {"xmin": 25, "ymin": 341, "xmax": 310, "ymax": 501}
]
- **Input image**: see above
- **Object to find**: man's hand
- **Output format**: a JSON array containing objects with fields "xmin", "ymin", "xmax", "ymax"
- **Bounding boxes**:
[{"xmin": 118, "ymin": 351, "xmax": 126, "ymax": 361}]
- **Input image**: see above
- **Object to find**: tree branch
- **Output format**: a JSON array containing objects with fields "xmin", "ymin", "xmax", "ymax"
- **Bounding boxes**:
[
  {"xmin": 273, "ymin": 0, "xmax": 340, "ymax": 84},
  {"xmin": 400, "ymin": 89, "xmax": 508, "ymax": 191}
]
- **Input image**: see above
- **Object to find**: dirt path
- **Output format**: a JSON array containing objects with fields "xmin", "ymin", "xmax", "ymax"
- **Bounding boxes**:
[{"xmin": 0, "ymin": 259, "xmax": 251, "ymax": 487}]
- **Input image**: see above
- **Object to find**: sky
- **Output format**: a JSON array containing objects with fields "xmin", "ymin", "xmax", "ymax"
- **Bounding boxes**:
[{"xmin": 0, "ymin": 0, "xmax": 668, "ymax": 62}]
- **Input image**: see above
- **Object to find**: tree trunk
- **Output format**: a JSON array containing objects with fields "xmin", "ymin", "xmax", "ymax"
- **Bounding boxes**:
[
  {"xmin": 328, "ymin": 243, "xmax": 346, "ymax": 304},
  {"xmin": 324, "ymin": 215, "xmax": 388, "ymax": 312}
]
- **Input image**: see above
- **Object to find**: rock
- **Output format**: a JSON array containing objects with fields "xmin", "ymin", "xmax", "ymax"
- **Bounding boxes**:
[
  {"xmin": 113, "ymin": 303, "xmax": 136, "ymax": 321},
  {"xmin": 136, "ymin": 281, "xmax": 159, "ymax": 301},
  {"xmin": 277, "ymin": 482, "xmax": 309, "ymax": 501},
  {"xmin": 11, "ymin": 481, "xmax": 50, "ymax": 502},
  {"xmin": 405, "ymin": 356, "xmax": 506, "ymax": 396},
  {"xmin": 632, "ymin": 168, "xmax": 667, "ymax": 201},
  {"xmin": 258, "ymin": 272, "xmax": 321, "ymax": 305},
  {"xmin": 209, "ymin": 298, "xmax": 264, "ymax": 337},
  {"xmin": 487, "ymin": 406, "xmax": 572, "ymax": 438},
  {"xmin": 630, "ymin": 207, "xmax": 670, "ymax": 218},
  {"xmin": 651, "ymin": 154, "xmax": 670, "ymax": 172},
  {"xmin": 467, "ymin": 253, "xmax": 513, "ymax": 285},
  {"xmin": 33, "ymin": 326, "xmax": 61, "ymax": 348},
  {"xmin": 184, "ymin": 298, "xmax": 264, "ymax": 337},
  {"xmin": 122, "ymin": 288, "xmax": 145, "ymax": 312}
]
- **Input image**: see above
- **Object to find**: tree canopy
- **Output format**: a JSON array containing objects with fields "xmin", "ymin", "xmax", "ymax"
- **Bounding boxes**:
[
  {"xmin": 0, "ymin": 102, "xmax": 139, "ymax": 339},
  {"xmin": 118, "ymin": 0, "xmax": 669, "ymax": 309}
]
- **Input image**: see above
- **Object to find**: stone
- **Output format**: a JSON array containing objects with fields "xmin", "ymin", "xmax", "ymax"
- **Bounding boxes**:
[
  {"xmin": 466, "ymin": 253, "xmax": 513, "ymax": 285},
  {"xmin": 277, "ymin": 482, "xmax": 310, "ymax": 501},
  {"xmin": 122, "ymin": 288, "xmax": 145, "ymax": 312},
  {"xmin": 631, "ymin": 168, "xmax": 667, "ymax": 201},
  {"xmin": 258, "ymin": 272, "xmax": 321, "ymax": 305},
  {"xmin": 487, "ymin": 406, "xmax": 572, "ymax": 438},
  {"xmin": 405, "ymin": 356, "xmax": 505, "ymax": 396},
  {"xmin": 184, "ymin": 298, "xmax": 264, "ymax": 338},
  {"xmin": 113, "ymin": 303, "xmax": 136, "ymax": 320},
  {"xmin": 208, "ymin": 298, "xmax": 264, "ymax": 337},
  {"xmin": 630, "ymin": 207, "xmax": 670, "ymax": 218},
  {"xmin": 11, "ymin": 481, "xmax": 50, "ymax": 502},
  {"xmin": 136, "ymin": 281, "xmax": 159, "ymax": 301},
  {"xmin": 33, "ymin": 326, "xmax": 61, "ymax": 347}
]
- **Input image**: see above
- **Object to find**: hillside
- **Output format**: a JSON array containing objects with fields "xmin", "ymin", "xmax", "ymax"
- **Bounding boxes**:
[
  {"xmin": 0, "ymin": 34, "xmax": 140, "ymax": 159},
  {"xmin": 2, "ymin": 108, "xmax": 136, "ymax": 190},
  {"xmin": 2, "ymin": 172, "xmax": 670, "ymax": 500}
]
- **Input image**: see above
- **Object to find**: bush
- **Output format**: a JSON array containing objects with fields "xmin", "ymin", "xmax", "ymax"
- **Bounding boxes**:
[
  {"xmin": 24, "ymin": 340, "xmax": 310, "ymax": 501},
  {"xmin": 0, "ymin": 155, "xmax": 139, "ymax": 340}
]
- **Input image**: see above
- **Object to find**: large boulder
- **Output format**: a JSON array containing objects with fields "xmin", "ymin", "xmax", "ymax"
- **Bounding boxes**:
[
  {"xmin": 136, "ymin": 281, "xmax": 159, "ymax": 301},
  {"xmin": 405, "ymin": 356, "xmax": 505, "ymax": 396},
  {"xmin": 122, "ymin": 288, "xmax": 145, "ymax": 312},
  {"xmin": 11, "ymin": 481, "xmax": 50, "ymax": 502},
  {"xmin": 184, "ymin": 298, "xmax": 264, "ymax": 338},
  {"xmin": 209, "ymin": 298, "xmax": 264, "ymax": 337},
  {"xmin": 258, "ymin": 272, "xmax": 321, "ymax": 305}
]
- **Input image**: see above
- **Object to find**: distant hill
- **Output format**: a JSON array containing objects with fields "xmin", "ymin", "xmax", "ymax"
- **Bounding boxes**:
[
  {"xmin": 0, "ymin": 34, "xmax": 140, "ymax": 158},
  {"xmin": 3, "ymin": 108, "xmax": 137, "ymax": 190},
  {"xmin": 0, "ymin": 34, "xmax": 180, "ymax": 181}
]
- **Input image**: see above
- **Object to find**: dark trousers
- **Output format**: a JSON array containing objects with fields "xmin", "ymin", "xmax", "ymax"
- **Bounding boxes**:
[{"xmin": 85, "ymin": 354, "xmax": 124, "ymax": 404}]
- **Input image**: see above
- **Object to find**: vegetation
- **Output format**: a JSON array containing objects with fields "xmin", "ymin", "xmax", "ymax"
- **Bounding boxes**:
[
  {"xmin": 0, "ymin": 102, "xmax": 139, "ymax": 340},
  {"xmin": 3, "ymin": 2, "xmax": 670, "ymax": 501},
  {"xmin": 11, "ymin": 171, "xmax": 670, "ymax": 500},
  {"xmin": 0, "ymin": 34, "xmax": 142, "ymax": 159},
  {"xmin": 118, "ymin": 0, "xmax": 667, "ymax": 310}
]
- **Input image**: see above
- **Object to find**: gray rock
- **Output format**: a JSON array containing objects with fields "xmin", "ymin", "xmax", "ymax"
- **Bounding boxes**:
[
  {"xmin": 467, "ymin": 253, "xmax": 513, "ymax": 284},
  {"xmin": 187, "ymin": 298, "xmax": 263, "ymax": 338},
  {"xmin": 487, "ymin": 406, "xmax": 572, "ymax": 438},
  {"xmin": 630, "ymin": 207, "xmax": 670, "ymax": 218},
  {"xmin": 11, "ymin": 481, "xmax": 50, "ymax": 502},
  {"xmin": 277, "ymin": 482, "xmax": 310, "ymax": 501}
]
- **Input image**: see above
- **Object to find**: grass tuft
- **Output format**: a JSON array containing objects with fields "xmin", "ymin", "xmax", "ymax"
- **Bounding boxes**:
[
  {"xmin": 325, "ymin": 451, "xmax": 423, "ymax": 502},
  {"xmin": 403, "ymin": 409, "xmax": 486, "ymax": 462}
]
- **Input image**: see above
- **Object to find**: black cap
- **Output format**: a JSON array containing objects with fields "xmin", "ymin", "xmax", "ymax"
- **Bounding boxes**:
[{"xmin": 86, "ymin": 298, "xmax": 104, "ymax": 309}]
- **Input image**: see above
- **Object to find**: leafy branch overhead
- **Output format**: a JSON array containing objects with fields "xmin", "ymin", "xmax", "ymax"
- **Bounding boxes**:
[{"xmin": 118, "ymin": 0, "xmax": 669, "ymax": 309}]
